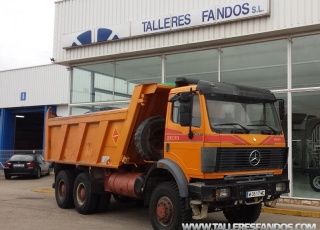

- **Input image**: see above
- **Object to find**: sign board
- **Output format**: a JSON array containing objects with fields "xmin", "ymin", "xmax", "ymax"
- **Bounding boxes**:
[
  {"xmin": 62, "ymin": 0, "xmax": 270, "ymax": 48},
  {"xmin": 20, "ymin": 92, "xmax": 26, "ymax": 101}
]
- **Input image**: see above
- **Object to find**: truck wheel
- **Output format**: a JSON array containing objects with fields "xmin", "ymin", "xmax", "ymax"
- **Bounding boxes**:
[
  {"xmin": 149, "ymin": 181, "xmax": 192, "ymax": 230},
  {"xmin": 55, "ymin": 170, "xmax": 75, "ymax": 209},
  {"xmin": 223, "ymin": 203, "xmax": 261, "ymax": 223},
  {"xmin": 73, "ymin": 172, "xmax": 99, "ymax": 214},
  {"xmin": 96, "ymin": 193, "xmax": 112, "ymax": 213},
  {"xmin": 135, "ymin": 116, "xmax": 165, "ymax": 161},
  {"xmin": 310, "ymin": 173, "xmax": 320, "ymax": 192}
]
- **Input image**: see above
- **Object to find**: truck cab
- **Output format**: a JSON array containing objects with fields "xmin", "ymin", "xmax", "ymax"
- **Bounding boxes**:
[{"xmin": 158, "ymin": 77, "xmax": 289, "ymax": 222}]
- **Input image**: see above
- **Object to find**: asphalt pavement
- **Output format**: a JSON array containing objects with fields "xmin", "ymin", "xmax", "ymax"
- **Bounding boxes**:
[
  {"xmin": 26, "ymin": 171, "xmax": 320, "ymax": 219},
  {"xmin": 1, "ymin": 170, "xmax": 320, "ymax": 230}
]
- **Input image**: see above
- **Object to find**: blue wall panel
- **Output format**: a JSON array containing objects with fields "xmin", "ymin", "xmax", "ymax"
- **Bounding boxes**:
[{"xmin": 0, "ymin": 109, "xmax": 15, "ymax": 151}]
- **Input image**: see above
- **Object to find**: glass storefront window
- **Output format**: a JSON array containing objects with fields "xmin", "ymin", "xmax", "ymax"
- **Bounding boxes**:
[
  {"xmin": 221, "ymin": 40, "xmax": 287, "ymax": 90},
  {"xmin": 165, "ymin": 49, "xmax": 218, "ymax": 83},
  {"xmin": 71, "ymin": 68, "xmax": 93, "ymax": 103},
  {"xmin": 292, "ymin": 91, "xmax": 320, "ymax": 199},
  {"xmin": 116, "ymin": 57, "xmax": 162, "ymax": 95},
  {"xmin": 292, "ymin": 34, "xmax": 320, "ymax": 88},
  {"xmin": 70, "ymin": 57, "xmax": 161, "ymax": 113},
  {"xmin": 70, "ymin": 102, "xmax": 129, "ymax": 115},
  {"xmin": 273, "ymin": 93, "xmax": 288, "ymax": 186},
  {"xmin": 71, "ymin": 63, "xmax": 114, "ymax": 104}
]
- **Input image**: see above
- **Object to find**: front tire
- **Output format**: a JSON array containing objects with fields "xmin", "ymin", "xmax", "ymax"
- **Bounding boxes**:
[
  {"xmin": 73, "ymin": 173, "xmax": 99, "ymax": 214},
  {"xmin": 310, "ymin": 173, "xmax": 320, "ymax": 192},
  {"xmin": 55, "ymin": 170, "xmax": 75, "ymax": 209},
  {"xmin": 149, "ymin": 182, "xmax": 191, "ymax": 230},
  {"xmin": 223, "ymin": 203, "xmax": 261, "ymax": 223}
]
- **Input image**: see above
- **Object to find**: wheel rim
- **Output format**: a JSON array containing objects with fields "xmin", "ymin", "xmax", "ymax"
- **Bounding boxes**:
[
  {"xmin": 58, "ymin": 181, "xmax": 66, "ymax": 200},
  {"xmin": 38, "ymin": 169, "xmax": 41, "ymax": 177},
  {"xmin": 76, "ymin": 182, "xmax": 86, "ymax": 205},
  {"xmin": 156, "ymin": 196, "xmax": 174, "ymax": 227},
  {"xmin": 313, "ymin": 176, "xmax": 320, "ymax": 189}
]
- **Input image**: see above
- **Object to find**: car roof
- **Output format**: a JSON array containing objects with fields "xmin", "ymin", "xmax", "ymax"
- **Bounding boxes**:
[{"xmin": 9, "ymin": 154, "xmax": 36, "ymax": 158}]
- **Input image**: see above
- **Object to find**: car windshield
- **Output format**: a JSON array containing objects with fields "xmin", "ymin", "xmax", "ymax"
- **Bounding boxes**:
[
  {"xmin": 205, "ymin": 94, "xmax": 282, "ymax": 134},
  {"xmin": 9, "ymin": 155, "xmax": 34, "ymax": 161}
]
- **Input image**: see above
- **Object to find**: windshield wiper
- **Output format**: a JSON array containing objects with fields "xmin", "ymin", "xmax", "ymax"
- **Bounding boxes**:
[
  {"xmin": 247, "ymin": 124, "xmax": 278, "ymax": 134},
  {"xmin": 213, "ymin": 123, "xmax": 250, "ymax": 134}
]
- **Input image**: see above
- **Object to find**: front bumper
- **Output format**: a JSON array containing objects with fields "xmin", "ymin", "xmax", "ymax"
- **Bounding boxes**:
[{"xmin": 188, "ymin": 178, "xmax": 289, "ymax": 203}]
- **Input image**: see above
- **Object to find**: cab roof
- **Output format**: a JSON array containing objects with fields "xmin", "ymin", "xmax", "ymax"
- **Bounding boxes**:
[{"xmin": 174, "ymin": 77, "xmax": 276, "ymax": 101}]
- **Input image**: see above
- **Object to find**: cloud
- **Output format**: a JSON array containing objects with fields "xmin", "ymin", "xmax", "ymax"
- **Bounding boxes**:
[{"xmin": 0, "ymin": 0, "xmax": 54, "ymax": 71}]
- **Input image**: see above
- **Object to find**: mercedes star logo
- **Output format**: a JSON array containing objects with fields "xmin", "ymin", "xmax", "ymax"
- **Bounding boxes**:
[{"xmin": 249, "ymin": 150, "xmax": 261, "ymax": 166}]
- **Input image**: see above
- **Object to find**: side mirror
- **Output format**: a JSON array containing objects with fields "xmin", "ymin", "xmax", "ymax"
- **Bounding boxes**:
[{"xmin": 179, "ymin": 102, "xmax": 191, "ymax": 126}]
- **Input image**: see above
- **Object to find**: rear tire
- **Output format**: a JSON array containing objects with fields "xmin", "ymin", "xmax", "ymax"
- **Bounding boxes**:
[
  {"xmin": 223, "ymin": 203, "xmax": 261, "ymax": 223},
  {"xmin": 4, "ymin": 174, "xmax": 11, "ymax": 180},
  {"xmin": 149, "ymin": 181, "xmax": 192, "ymax": 230},
  {"xmin": 55, "ymin": 170, "xmax": 75, "ymax": 209},
  {"xmin": 73, "ymin": 173, "xmax": 99, "ymax": 214},
  {"xmin": 134, "ymin": 116, "xmax": 165, "ymax": 161}
]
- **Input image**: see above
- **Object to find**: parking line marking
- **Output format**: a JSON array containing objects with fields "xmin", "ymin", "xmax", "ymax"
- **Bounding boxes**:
[{"xmin": 31, "ymin": 188, "xmax": 55, "ymax": 194}]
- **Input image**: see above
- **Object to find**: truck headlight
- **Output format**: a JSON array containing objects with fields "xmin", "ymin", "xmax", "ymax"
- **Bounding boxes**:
[
  {"xmin": 216, "ymin": 188, "xmax": 231, "ymax": 198},
  {"xmin": 276, "ymin": 182, "xmax": 286, "ymax": 192}
]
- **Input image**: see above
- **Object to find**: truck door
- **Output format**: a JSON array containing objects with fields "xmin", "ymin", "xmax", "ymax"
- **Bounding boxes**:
[{"xmin": 165, "ymin": 94, "xmax": 204, "ymax": 177}]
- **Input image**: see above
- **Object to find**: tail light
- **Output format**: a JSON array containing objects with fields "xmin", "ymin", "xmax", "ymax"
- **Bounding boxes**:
[
  {"xmin": 27, "ymin": 162, "xmax": 35, "ymax": 167},
  {"xmin": 4, "ymin": 162, "xmax": 11, "ymax": 167}
]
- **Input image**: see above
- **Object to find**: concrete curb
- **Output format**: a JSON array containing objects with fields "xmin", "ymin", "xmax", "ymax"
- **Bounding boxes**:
[{"xmin": 261, "ymin": 207, "xmax": 320, "ymax": 218}]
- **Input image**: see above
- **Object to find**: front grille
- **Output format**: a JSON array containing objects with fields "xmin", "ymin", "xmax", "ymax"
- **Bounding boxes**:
[{"xmin": 214, "ymin": 148, "xmax": 288, "ymax": 172}]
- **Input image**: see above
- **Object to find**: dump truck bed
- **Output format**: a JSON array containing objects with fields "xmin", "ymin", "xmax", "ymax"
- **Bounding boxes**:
[{"xmin": 45, "ymin": 83, "xmax": 173, "ymax": 168}]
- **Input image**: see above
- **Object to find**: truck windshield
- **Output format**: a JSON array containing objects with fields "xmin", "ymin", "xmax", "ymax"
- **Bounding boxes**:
[{"xmin": 205, "ymin": 94, "xmax": 282, "ymax": 134}]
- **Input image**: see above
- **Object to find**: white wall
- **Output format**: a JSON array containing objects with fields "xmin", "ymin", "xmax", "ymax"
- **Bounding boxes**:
[{"xmin": 0, "ymin": 64, "xmax": 69, "ymax": 108}]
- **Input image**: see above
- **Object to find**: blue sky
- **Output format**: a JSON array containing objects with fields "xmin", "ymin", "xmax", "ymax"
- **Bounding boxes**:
[{"xmin": 0, "ymin": 0, "xmax": 55, "ymax": 71}]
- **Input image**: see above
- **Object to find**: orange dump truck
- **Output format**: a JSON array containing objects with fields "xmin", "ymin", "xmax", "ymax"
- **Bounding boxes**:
[{"xmin": 45, "ymin": 77, "xmax": 289, "ymax": 230}]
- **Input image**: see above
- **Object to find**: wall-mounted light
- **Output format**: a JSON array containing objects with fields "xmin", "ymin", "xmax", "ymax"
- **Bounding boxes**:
[{"xmin": 16, "ymin": 115, "xmax": 25, "ymax": 118}]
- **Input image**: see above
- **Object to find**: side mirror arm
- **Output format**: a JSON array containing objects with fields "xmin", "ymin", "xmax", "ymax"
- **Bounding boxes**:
[{"xmin": 188, "ymin": 88, "xmax": 194, "ymax": 139}]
